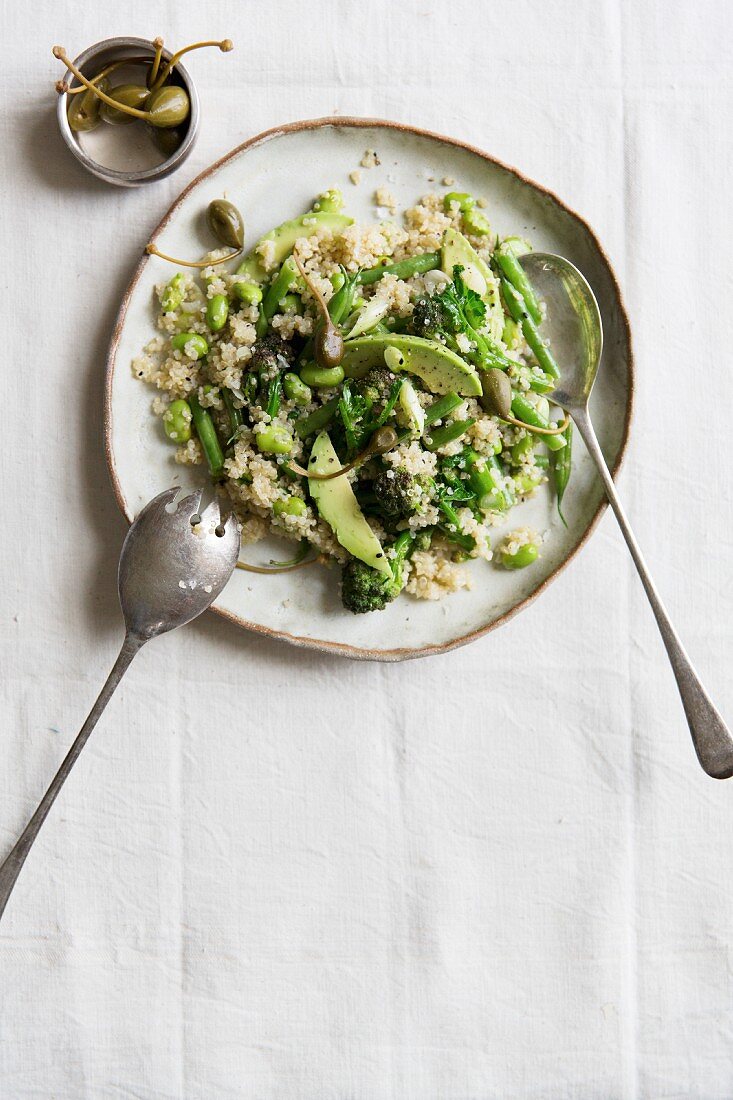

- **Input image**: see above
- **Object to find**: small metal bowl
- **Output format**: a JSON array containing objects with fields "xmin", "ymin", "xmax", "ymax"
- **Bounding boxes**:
[{"xmin": 56, "ymin": 36, "xmax": 200, "ymax": 187}]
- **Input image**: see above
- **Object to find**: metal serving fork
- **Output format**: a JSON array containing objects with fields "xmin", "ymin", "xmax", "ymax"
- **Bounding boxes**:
[{"xmin": 0, "ymin": 488, "xmax": 240, "ymax": 920}]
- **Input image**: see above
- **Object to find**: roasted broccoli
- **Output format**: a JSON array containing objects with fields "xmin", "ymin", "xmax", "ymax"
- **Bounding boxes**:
[
  {"xmin": 248, "ymin": 333, "xmax": 291, "ymax": 376},
  {"xmin": 411, "ymin": 294, "xmax": 446, "ymax": 338},
  {"xmin": 371, "ymin": 466, "xmax": 430, "ymax": 520},
  {"xmin": 340, "ymin": 531, "xmax": 414, "ymax": 614},
  {"xmin": 355, "ymin": 366, "xmax": 396, "ymax": 408}
]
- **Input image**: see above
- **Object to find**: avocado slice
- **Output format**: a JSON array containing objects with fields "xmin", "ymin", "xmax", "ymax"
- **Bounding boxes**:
[
  {"xmin": 236, "ymin": 211, "xmax": 353, "ymax": 285},
  {"xmin": 342, "ymin": 334, "xmax": 482, "ymax": 396},
  {"xmin": 308, "ymin": 431, "xmax": 392, "ymax": 578},
  {"xmin": 441, "ymin": 228, "xmax": 504, "ymax": 342}
]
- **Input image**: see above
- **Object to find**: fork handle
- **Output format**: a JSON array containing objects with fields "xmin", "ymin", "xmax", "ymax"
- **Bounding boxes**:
[
  {"xmin": 572, "ymin": 407, "xmax": 733, "ymax": 778},
  {"xmin": 0, "ymin": 632, "xmax": 145, "ymax": 921}
]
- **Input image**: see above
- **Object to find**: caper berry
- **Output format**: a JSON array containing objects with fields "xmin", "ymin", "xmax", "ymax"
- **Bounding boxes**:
[
  {"xmin": 145, "ymin": 83, "xmax": 190, "ymax": 128},
  {"xmin": 207, "ymin": 199, "xmax": 244, "ymax": 250},
  {"xmin": 479, "ymin": 367, "xmax": 513, "ymax": 419},
  {"xmin": 100, "ymin": 83, "xmax": 150, "ymax": 125},
  {"xmin": 314, "ymin": 324, "xmax": 345, "ymax": 371},
  {"xmin": 67, "ymin": 77, "xmax": 109, "ymax": 132}
]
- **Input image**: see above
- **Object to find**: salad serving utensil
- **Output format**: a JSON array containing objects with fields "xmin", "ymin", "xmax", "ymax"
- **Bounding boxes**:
[
  {"xmin": 0, "ymin": 488, "xmax": 240, "ymax": 921},
  {"xmin": 522, "ymin": 252, "xmax": 732, "ymax": 779}
]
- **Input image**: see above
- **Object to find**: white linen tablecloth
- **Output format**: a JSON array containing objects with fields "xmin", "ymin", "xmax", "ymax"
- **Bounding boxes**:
[{"xmin": 1, "ymin": 1, "xmax": 732, "ymax": 1096}]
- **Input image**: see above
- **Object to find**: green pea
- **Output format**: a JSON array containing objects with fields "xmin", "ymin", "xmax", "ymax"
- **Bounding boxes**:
[
  {"xmin": 161, "ymin": 272, "xmax": 186, "ymax": 313},
  {"xmin": 443, "ymin": 191, "xmax": 474, "ymax": 212},
  {"xmin": 233, "ymin": 280, "xmax": 263, "ymax": 305},
  {"xmin": 500, "ymin": 542, "xmax": 539, "ymax": 569},
  {"xmin": 162, "ymin": 399, "xmax": 192, "ymax": 444},
  {"xmin": 171, "ymin": 332, "xmax": 208, "ymax": 359},
  {"xmin": 283, "ymin": 373, "xmax": 312, "ymax": 406},
  {"xmin": 273, "ymin": 497, "xmax": 308, "ymax": 517},
  {"xmin": 463, "ymin": 207, "xmax": 491, "ymax": 236},
  {"xmin": 256, "ymin": 424, "xmax": 293, "ymax": 455},
  {"xmin": 206, "ymin": 294, "xmax": 229, "ymax": 332},
  {"xmin": 299, "ymin": 362, "xmax": 345, "ymax": 388}
]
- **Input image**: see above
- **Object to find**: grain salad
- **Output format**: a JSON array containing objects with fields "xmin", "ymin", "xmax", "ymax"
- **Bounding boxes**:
[{"xmin": 132, "ymin": 186, "xmax": 572, "ymax": 613}]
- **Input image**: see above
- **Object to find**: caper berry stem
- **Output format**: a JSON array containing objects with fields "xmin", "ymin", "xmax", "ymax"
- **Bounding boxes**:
[
  {"xmin": 61, "ymin": 56, "xmax": 152, "ymax": 95},
  {"xmin": 148, "ymin": 37, "xmax": 165, "ymax": 87},
  {"xmin": 503, "ymin": 412, "xmax": 571, "ymax": 436},
  {"xmin": 235, "ymin": 556, "xmax": 321, "ymax": 575},
  {"xmin": 52, "ymin": 47, "xmax": 160, "ymax": 121},
  {"xmin": 289, "ymin": 425, "xmax": 398, "ymax": 481},
  {"xmin": 150, "ymin": 38, "xmax": 233, "ymax": 92},
  {"xmin": 145, "ymin": 242, "xmax": 241, "ymax": 268},
  {"xmin": 294, "ymin": 254, "xmax": 344, "ymax": 370}
]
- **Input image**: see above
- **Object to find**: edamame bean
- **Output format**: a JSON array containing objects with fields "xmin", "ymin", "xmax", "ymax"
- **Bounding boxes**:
[
  {"xmin": 283, "ymin": 373, "xmax": 312, "ymax": 405},
  {"xmin": 273, "ymin": 497, "xmax": 308, "ymax": 517},
  {"xmin": 443, "ymin": 192, "xmax": 474, "ymax": 212},
  {"xmin": 312, "ymin": 188, "xmax": 344, "ymax": 213},
  {"xmin": 233, "ymin": 280, "xmax": 263, "ymax": 305},
  {"xmin": 278, "ymin": 293, "xmax": 301, "ymax": 313},
  {"xmin": 206, "ymin": 294, "xmax": 229, "ymax": 332},
  {"xmin": 161, "ymin": 272, "xmax": 185, "ymax": 312},
  {"xmin": 171, "ymin": 332, "xmax": 208, "ymax": 359},
  {"xmin": 256, "ymin": 424, "xmax": 293, "ymax": 455},
  {"xmin": 162, "ymin": 398, "xmax": 192, "ymax": 443},
  {"xmin": 500, "ymin": 542, "xmax": 539, "ymax": 569},
  {"xmin": 299, "ymin": 362, "xmax": 345, "ymax": 388},
  {"xmin": 462, "ymin": 207, "xmax": 491, "ymax": 236}
]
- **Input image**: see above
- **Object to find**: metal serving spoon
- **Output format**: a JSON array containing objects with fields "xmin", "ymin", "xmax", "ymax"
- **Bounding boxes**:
[
  {"xmin": 522, "ymin": 253, "xmax": 732, "ymax": 779},
  {"xmin": 0, "ymin": 487, "xmax": 240, "ymax": 921}
]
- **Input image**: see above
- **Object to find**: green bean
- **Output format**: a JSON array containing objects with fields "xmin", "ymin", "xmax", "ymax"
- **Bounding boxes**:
[
  {"xmin": 299, "ymin": 362, "xmax": 344, "ymax": 388},
  {"xmin": 283, "ymin": 372, "xmax": 312, "ymax": 405},
  {"xmin": 495, "ymin": 244, "xmax": 542, "ymax": 324},
  {"xmin": 189, "ymin": 394, "xmax": 224, "ymax": 479},
  {"xmin": 206, "ymin": 293, "xmax": 229, "ymax": 332},
  {"xmin": 161, "ymin": 272, "xmax": 186, "ymax": 312},
  {"xmin": 423, "ymin": 392, "xmax": 462, "ymax": 426},
  {"xmin": 464, "ymin": 449, "xmax": 512, "ymax": 512},
  {"xmin": 273, "ymin": 496, "xmax": 308, "ymax": 517},
  {"xmin": 424, "ymin": 418, "xmax": 475, "ymax": 452},
  {"xmin": 500, "ymin": 541, "xmax": 539, "ymax": 569},
  {"xmin": 259, "ymin": 255, "xmax": 299, "ymax": 332},
  {"xmin": 221, "ymin": 389, "xmax": 243, "ymax": 437},
  {"xmin": 357, "ymin": 251, "xmax": 441, "ymax": 286},
  {"xmin": 510, "ymin": 432, "xmax": 535, "ymax": 465},
  {"xmin": 501, "ymin": 280, "xmax": 559, "ymax": 378},
  {"xmin": 294, "ymin": 396, "xmax": 339, "ymax": 438},
  {"xmin": 256, "ymin": 424, "xmax": 293, "ymax": 455},
  {"xmin": 171, "ymin": 332, "xmax": 208, "ymax": 360},
  {"xmin": 551, "ymin": 420, "xmax": 573, "ymax": 525},
  {"xmin": 232, "ymin": 280, "xmax": 263, "ymax": 306},
  {"xmin": 328, "ymin": 273, "xmax": 359, "ymax": 325},
  {"xmin": 162, "ymin": 398, "xmax": 192, "ymax": 444},
  {"xmin": 266, "ymin": 374, "xmax": 282, "ymax": 419},
  {"xmin": 511, "ymin": 392, "xmax": 566, "ymax": 451},
  {"xmin": 535, "ymin": 454, "xmax": 550, "ymax": 469}
]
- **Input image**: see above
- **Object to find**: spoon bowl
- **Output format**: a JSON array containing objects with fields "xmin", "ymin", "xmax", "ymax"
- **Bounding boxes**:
[
  {"xmin": 520, "ymin": 251, "xmax": 732, "ymax": 778},
  {"xmin": 520, "ymin": 252, "xmax": 603, "ymax": 410}
]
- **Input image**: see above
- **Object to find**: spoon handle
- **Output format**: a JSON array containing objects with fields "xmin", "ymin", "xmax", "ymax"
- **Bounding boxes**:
[
  {"xmin": 572, "ymin": 408, "xmax": 733, "ymax": 778},
  {"xmin": 0, "ymin": 632, "xmax": 145, "ymax": 922}
]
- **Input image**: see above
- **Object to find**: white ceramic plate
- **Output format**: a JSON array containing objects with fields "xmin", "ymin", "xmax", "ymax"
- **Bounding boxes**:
[{"xmin": 106, "ymin": 117, "xmax": 633, "ymax": 661}]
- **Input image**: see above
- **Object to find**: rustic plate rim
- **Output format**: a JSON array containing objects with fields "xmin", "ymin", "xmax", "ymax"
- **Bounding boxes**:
[{"xmin": 104, "ymin": 115, "xmax": 635, "ymax": 662}]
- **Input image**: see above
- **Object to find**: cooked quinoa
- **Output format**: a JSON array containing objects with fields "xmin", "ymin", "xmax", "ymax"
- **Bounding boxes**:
[{"xmin": 133, "ymin": 185, "xmax": 570, "ymax": 614}]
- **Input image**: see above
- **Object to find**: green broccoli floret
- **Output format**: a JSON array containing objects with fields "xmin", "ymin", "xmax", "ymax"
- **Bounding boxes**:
[
  {"xmin": 341, "ymin": 531, "xmax": 414, "ymax": 614},
  {"xmin": 372, "ymin": 466, "xmax": 430, "ymax": 520},
  {"xmin": 249, "ymin": 333, "xmax": 291, "ymax": 376},
  {"xmin": 411, "ymin": 294, "xmax": 446, "ymax": 338},
  {"xmin": 355, "ymin": 366, "xmax": 395, "ymax": 407}
]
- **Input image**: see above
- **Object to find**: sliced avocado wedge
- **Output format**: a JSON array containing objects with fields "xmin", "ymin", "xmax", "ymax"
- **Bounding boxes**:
[
  {"xmin": 308, "ymin": 432, "xmax": 392, "ymax": 578},
  {"xmin": 236, "ymin": 211, "xmax": 353, "ymax": 285},
  {"xmin": 441, "ymin": 228, "xmax": 504, "ymax": 342},
  {"xmin": 342, "ymin": 334, "xmax": 482, "ymax": 397}
]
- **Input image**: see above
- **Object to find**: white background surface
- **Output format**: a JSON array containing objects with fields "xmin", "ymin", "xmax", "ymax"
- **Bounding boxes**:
[{"xmin": 1, "ymin": 2, "xmax": 731, "ymax": 1097}]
